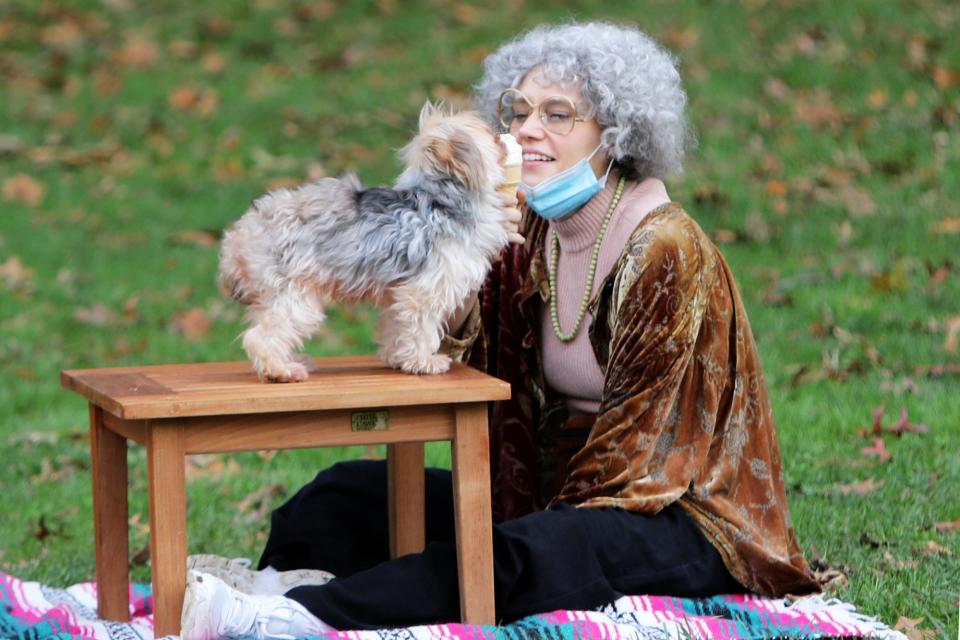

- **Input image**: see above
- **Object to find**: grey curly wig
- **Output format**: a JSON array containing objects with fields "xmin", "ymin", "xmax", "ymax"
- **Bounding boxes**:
[{"xmin": 474, "ymin": 21, "xmax": 692, "ymax": 180}]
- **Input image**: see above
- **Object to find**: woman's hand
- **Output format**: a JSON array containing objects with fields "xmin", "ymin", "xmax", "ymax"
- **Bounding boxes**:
[{"xmin": 500, "ymin": 189, "xmax": 526, "ymax": 245}]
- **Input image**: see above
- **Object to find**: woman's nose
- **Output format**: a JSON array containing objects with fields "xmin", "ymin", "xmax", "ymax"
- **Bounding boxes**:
[{"xmin": 515, "ymin": 114, "xmax": 545, "ymax": 140}]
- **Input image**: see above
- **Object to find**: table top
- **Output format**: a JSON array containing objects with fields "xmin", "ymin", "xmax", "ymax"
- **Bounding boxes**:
[{"xmin": 61, "ymin": 355, "xmax": 511, "ymax": 420}]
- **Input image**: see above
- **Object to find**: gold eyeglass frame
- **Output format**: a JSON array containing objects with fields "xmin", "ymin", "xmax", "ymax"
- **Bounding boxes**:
[{"xmin": 496, "ymin": 88, "xmax": 587, "ymax": 136}]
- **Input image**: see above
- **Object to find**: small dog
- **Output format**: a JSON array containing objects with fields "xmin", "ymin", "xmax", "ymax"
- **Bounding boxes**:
[{"xmin": 218, "ymin": 103, "xmax": 509, "ymax": 382}]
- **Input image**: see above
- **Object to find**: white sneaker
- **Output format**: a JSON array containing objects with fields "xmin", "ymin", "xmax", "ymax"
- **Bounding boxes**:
[
  {"xmin": 187, "ymin": 554, "xmax": 334, "ymax": 595},
  {"xmin": 180, "ymin": 570, "xmax": 334, "ymax": 640}
]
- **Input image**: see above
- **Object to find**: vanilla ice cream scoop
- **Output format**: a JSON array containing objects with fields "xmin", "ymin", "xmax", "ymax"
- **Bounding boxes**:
[{"xmin": 500, "ymin": 133, "xmax": 522, "ymax": 167}]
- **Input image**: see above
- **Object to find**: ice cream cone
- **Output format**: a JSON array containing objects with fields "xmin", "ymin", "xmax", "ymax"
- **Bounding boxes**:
[
  {"xmin": 498, "ymin": 133, "xmax": 523, "ymax": 200},
  {"xmin": 498, "ymin": 164, "xmax": 522, "ymax": 200}
]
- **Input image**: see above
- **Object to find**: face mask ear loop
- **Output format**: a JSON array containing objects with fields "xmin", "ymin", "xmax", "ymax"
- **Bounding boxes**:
[{"xmin": 586, "ymin": 143, "xmax": 613, "ymax": 183}]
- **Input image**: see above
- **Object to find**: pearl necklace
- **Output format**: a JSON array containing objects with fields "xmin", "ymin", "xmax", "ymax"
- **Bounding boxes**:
[{"xmin": 548, "ymin": 175, "xmax": 626, "ymax": 342}]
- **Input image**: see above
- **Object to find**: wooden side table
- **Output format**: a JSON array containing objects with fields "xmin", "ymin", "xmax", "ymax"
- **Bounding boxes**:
[{"xmin": 61, "ymin": 355, "xmax": 510, "ymax": 637}]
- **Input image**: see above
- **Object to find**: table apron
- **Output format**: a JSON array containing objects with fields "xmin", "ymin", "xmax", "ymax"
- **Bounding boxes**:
[{"xmin": 102, "ymin": 404, "xmax": 460, "ymax": 453}]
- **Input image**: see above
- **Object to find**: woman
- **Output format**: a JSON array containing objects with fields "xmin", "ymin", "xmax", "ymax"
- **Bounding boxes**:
[{"xmin": 181, "ymin": 21, "xmax": 819, "ymax": 640}]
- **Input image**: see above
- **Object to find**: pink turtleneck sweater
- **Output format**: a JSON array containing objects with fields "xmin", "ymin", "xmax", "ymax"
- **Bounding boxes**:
[{"xmin": 541, "ymin": 174, "xmax": 671, "ymax": 413}]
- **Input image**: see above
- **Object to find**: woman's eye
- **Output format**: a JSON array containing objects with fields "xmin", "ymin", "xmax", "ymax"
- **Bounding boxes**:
[
  {"xmin": 546, "ymin": 111, "xmax": 572, "ymax": 122},
  {"xmin": 513, "ymin": 111, "xmax": 530, "ymax": 122}
]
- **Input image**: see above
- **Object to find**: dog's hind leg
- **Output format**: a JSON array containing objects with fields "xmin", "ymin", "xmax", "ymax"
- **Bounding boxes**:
[{"xmin": 242, "ymin": 288, "xmax": 326, "ymax": 382}]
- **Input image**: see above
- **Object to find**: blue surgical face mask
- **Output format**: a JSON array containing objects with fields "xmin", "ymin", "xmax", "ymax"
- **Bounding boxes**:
[{"xmin": 520, "ymin": 144, "xmax": 613, "ymax": 221}]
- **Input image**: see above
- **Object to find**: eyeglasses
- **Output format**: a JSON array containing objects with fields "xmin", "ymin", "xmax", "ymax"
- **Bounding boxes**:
[{"xmin": 496, "ymin": 88, "xmax": 587, "ymax": 136}]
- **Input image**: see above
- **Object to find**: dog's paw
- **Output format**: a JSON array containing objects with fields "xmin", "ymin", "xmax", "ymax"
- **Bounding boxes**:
[
  {"xmin": 400, "ymin": 353, "xmax": 451, "ymax": 375},
  {"xmin": 262, "ymin": 361, "xmax": 310, "ymax": 383}
]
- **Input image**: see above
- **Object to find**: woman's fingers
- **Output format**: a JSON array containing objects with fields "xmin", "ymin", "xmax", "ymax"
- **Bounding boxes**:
[{"xmin": 501, "ymin": 205, "xmax": 525, "ymax": 245}]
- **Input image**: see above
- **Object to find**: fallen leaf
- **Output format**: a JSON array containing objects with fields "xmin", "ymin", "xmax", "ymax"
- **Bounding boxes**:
[
  {"xmin": 870, "ymin": 263, "xmax": 908, "ymax": 293},
  {"xmin": 931, "ymin": 216, "xmax": 960, "ymax": 235},
  {"xmin": 169, "ymin": 229, "xmax": 219, "ymax": 248},
  {"xmin": 7, "ymin": 432, "xmax": 59, "ymax": 446},
  {"xmin": 130, "ymin": 543, "xmax": 150, "ymax": 566},
  {"xmin": 31, "ymin": 515, "xmax": 70, "ymax": 541},
  {"xmin": 764, "ymin": 77, "xmax": 792, "ymax": 100},
  {"xmin": 41, "ymin": 21, "xmax": 84, "ymax": 49},
  {"xmin": 934, "ymin": 519, "xmax": 960, "ymax": 533},
  {"xmin": 835, "ymin": 184, "xmax": 876, "ymax": 217},
  {"xmin": 920, "ymin": 540, "xmax": 952, "ymax": 555},
  {"xmin": 893, "ymin": 616, "xmax": 939, "ymax": 640},
  {"xmin": 662, "ymin": 26, "xmax": 699, "ymax": 50},
  {"xmin": 926, "ymin": 260, "xmax": 952, "ymax": 286},
  {"xmin": 128, "ymin": 513, "xmax": 149, "ymax": 537},
  {"xmin": 3, "ymin": 174, "xmax": 45, "ymax": 206},
  {"xmin": 793, "ymin": 88, "xmax": 845, "ymax": 131},
  {"xmin": 74, "ymin": 303, "xmax": 117, "ymax": 327},
  {"xmin": 943, "ymin": 316, "xmax": 960, "ymax": 353},
  {"xmin": 185, "ymin": 454, "xmax": 241, "ymax": 481},
  {"xmin": 450, "ymin": 2, "xmax": 482, "ymax": 24},
  {"xmin": 31, "ymin": 455, "xmax": 86, "ymax": 483},
  {"xmin": 867, "ymin": 88, "xmax": 888, "ymax": 109},
  {"xmin": 882, "ymin": 550, "xmax": 917, "ymax": 570},
  {"xmin": 713, "ymin": 229, "xmax": 738, "ymax": 244},
  {"xmin": 112, "ymin": 36, "xmax": 159, "ymax": 68},
  {"xmin": 168, "ymin": 85, "xmax": 219, "ymax": 116},
  {"xmin": 833, "ymin": 478, "xmax": 883, "ymax": 496},
  {"xmin": 915, "ymin": 363, "xmax": 960, "ymax": 378},
  {"xmin": 0, "ymin": 256, "xmax": 34, "ymax": 291},
  {"xmin": 235, "ymin": 483, "xmax": 285, "ymax": 524},
  {"xmin": 201, "ymin": 51, "xmax": 227, "ymax": 73},
  {"xmin": 172, "ymin": 308, "xmax": 211, "ymax": 340},
  {"xmin": 860, "ymin": 437, "xmax": 891, "ymax": 463},
  {"xmin": 883, "ymin": 407, "xmax": 929, "ymax": 437}
]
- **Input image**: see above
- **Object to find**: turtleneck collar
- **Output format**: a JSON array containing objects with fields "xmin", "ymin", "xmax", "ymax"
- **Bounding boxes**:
[{"xmin": 549, "ymin": 169, "xmax": 628, "ymax": 253}]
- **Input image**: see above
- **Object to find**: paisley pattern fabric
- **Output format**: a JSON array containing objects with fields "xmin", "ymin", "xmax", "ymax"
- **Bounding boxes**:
[{"xmin": 441, "ymin": 201, "xmax": 819, "ymax": 597}]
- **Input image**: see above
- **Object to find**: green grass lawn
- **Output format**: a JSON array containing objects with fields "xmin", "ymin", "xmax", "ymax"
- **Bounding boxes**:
[{"xmin": 1, "ymin": 0, "xmax": 958, "ymax": 635}]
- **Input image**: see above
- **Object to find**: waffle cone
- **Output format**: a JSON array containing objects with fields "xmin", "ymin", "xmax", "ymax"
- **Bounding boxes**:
[{"xmin": 498, "ymin": 164, "xmax": 522, "ymax": 198}]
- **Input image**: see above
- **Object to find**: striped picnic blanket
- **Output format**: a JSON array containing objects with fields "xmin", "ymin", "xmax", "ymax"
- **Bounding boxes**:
[{"xmin": 0, "ymin": 571, "xmax": 906, "ymax": 639}]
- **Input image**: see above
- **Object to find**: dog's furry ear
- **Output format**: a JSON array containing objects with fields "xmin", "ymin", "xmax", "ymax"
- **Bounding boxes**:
[
  {"xmin": 423, "ymin": 130, "xmax": 484, "ymax": 191},
  {"xmin": 418, "ymin": 101, "xmax": 444, "ymax": 130}
]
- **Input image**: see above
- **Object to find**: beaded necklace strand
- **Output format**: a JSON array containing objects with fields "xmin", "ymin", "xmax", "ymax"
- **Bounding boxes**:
[{"xmin": 548, "ymin": 175, "xmax": 626, "ymax": 342}]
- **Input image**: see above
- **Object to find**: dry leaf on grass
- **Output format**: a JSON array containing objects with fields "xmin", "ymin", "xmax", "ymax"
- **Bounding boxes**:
[
  {"xmin": 172, "ymin": 308, "xmax": 211, "ymax": 340},
  {"xmin": 235, "ymin": 484, "xmax": 286, "ymax": 525},
  {"xmin": 0, "ymin": 256, "xmax": 34, "ymax": 291},
  {"xmin": 943, "ymin": 316, "xmax": 960, "ymax": 353},
  {"xmin": 893, "ymin": 616, "xmax": 939, "ymax": 640},
  {"xmin": 920, "ymin": 540, "xmax": 952, "ymax": 555},
  {"xmin": 931, "ymin": 216, "xmax": 960, "ymax": 235},
  {"xmin": 2, "ymin": 174, "xmax": 45, "ymax": 206},
  {"xmin": 74, "ymin": 303, "xmax": 117, "ymax": 327},
  {"xmin": 832, "ymin": 478, "xmax": 883, "ymax": 496},
  {"xmin": 933, "ymin": 519, "xmax": 960, "ymax": 533},
  {"xmin": 860, "ymin": 437, "xmax": 892, "ymax": 463}
]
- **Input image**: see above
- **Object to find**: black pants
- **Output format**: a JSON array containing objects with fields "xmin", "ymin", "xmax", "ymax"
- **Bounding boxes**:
[{"xmin": 258, "ymin": 460, "xmax": 741, "ymax": 630}]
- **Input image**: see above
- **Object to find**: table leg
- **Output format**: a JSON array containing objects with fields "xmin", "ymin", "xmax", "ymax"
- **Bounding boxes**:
[
  {"xmin": 387, "ymin": 442, "xmax": 425, "ymax": 558},
  {"xmin": 451, "ymin": 403, "xmax": 495, "ymax": 625},
  {"xmin": 146, "ymin": 421, "xmax": 187, "ymax": 637},
  {"xmin": 89, "ymin": 404, "xmax": 130, "ymax": 622}
]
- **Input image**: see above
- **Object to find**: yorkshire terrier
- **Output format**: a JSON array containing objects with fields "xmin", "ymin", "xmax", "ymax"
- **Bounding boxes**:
[{"xmin": 218, "ymin": 104, "xmax": 509, "ymax": 382}]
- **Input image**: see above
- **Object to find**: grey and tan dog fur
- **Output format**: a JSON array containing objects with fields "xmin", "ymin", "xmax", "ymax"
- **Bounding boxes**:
[{"xmin": 218, "ymin": 104, "xmax": 509, "ymax": 381}]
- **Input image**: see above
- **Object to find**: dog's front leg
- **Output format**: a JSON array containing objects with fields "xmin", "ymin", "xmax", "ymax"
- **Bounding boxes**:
[{"xmin": 377, "ymin": 284, "xmax": 451, "ymax": 375}]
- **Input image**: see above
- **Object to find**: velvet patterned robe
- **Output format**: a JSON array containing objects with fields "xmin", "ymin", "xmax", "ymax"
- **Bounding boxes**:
[{"xmin": 442, "ymin": 201, "xmax": 819, "ymax": 598}]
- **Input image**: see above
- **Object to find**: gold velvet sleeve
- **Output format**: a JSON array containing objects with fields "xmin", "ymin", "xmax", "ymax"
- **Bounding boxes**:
[{"xmin": 438, "ymin": 298, "xmax": 482, "ymax": 363}]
